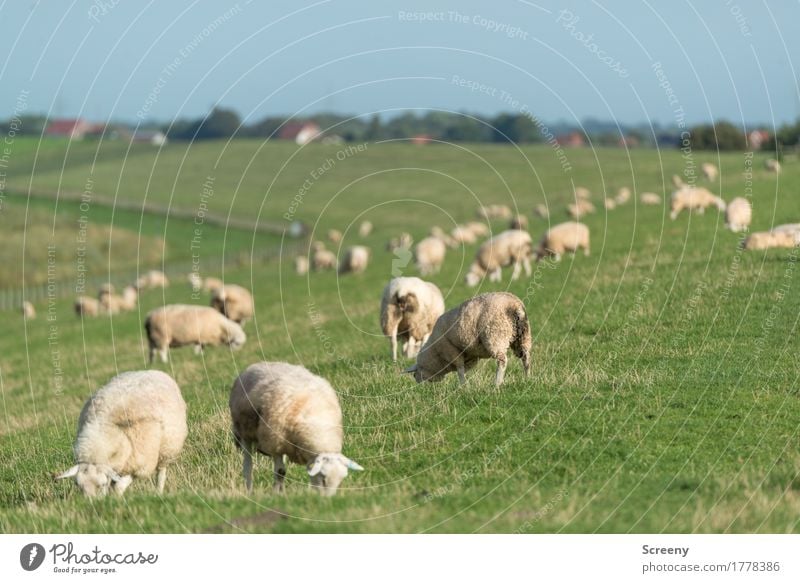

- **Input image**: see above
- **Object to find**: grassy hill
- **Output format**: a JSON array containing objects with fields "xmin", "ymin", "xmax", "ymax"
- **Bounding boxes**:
[{"xmin": 1, "ymin": 139, "xmax": 798, "ymax": 533}]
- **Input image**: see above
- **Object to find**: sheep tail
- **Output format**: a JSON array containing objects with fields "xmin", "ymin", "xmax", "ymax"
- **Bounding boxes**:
[{"xmin": 511, "ymin": 305, "xmax": 532, "ymax": 375}]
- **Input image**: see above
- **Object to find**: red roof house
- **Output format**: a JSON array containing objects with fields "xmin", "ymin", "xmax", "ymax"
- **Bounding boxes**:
[{"xmin": 45, "ymin": 119, "xmax": 95, "ymax": 140}]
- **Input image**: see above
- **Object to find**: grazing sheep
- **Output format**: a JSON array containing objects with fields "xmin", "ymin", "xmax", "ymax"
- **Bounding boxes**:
[
  {"xmin": 770, "ymin": 223, "xmax": 800, "ymax": 235},
  {"xmin": 451, "ymin": 225, "xmax": 478, "ymax": 246},
  {"xmin": 510, "ymin": 214, "xmax": 528, "ymax": 230},
  {"xmin": 55, "ymin": 370, "xmax": 187, "ymax": 497},
  {"xmin": 567, "ymin": 199, "xmax": 596, "ymax": 220},
  {"xmin": 339, "ymin": 245, "xmax": 370, "ymax": 274},
  {"xmin": 210, "ymin": 284, "xmax": 254, "ymax": 324},
  {"xmin": 145, "ymin": 304, "xmax": 246, "ymax": 363},
  {"xmin": 358, "ymin": 221, "xmax": 373, "ymax": 237},
  {"xmin": 327, "ymin": 229, "xmax": 343, "ymax": 244},
  {"xmin": 765, "ymin": 159, "xmax": 781, "ymax": 174},
  {"xmin": 229, "ymin": 362, "xmax": 363, "ymax": 495},
  {"xmin": 701, "ymin": 162, "xmax": 719, "ymax": 181},
  {"xmin": 535, "ymin": 221, "xmax": 590, "ymax": 262},
  {"xmin": 75, "ymin": 296, "xmax": 101, "ymax": 317},
  {"xmin": 414, "ymin": 236, "xmax": 447, "ymax": 275},
  {"xmin": 640, "ymin": 192, "xmax": 662, "ymax": 206},
  {"xmin": 312, "ymin": 242, "xmax": 337, "ymax": 271},
  {"xmin": 21, "ymin": 301, "xmax": 35, "ymax": 319},
  {"xmin": 669, "ymin": 185, "xmax": 726, "ymax": 220},
  {"xmin": 574, "ymin": 186, "xmax": 591, "ymax": 200},
  {"xmin": 136, "ymin": 270, "xmax": 169, "ymax": 290},
  {"xmin": 465, "ymin": 221, "xmax": 490, "ymax": 238},
  {"xmin": 386, "ymin": 233, "xmax": 413, "ymax": 252},
  {"xmin": 380, "ymin": 276, "xmax": 445, "ymax": 361},
  {"xmin": 742, "ymin": 230, "xmax": 799, "ymax": 251},
  {"xmin": 533, "ymin": 204, "xmax": 549, "ymax": 219},
  {"xmin": 477, "ymin": 204, "xmax": 513, "ymax": 220},
  {"xmin": 294, "ymin": 256, "xmax": 309, "ymax": 275},
  {"xmin": 465, "ymin": 229, "xmax": 533, "ymax": 287},
  {"xmin": 614, "ymin": 187, "xmax": 631, "ymax": 205},
  {"xmin": 430, "ymin": 226, "xmax": 456, "ymax": 248},
  {"xmin": 405, "ymin": 292, "xmax": 531, "ymax": 387},
  {"xmin": 725, "ymin": 197, "xmax": 752, "ymax": 232},
  {"xmin": 99, "ymin": 285, "xmax": 138, "ymax": 314},
  {"xmin": 604, "ymin": 198, "xmax": 617, "ymax": 210}
]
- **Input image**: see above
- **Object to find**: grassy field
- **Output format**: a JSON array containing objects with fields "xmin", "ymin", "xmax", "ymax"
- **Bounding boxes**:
[{"xmin": 1, "ymin": 138, "xmax": 799, "ymax": 533}]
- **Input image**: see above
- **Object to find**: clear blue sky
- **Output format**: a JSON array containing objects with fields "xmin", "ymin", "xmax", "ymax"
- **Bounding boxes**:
[{"xmin": 1, "ymin": 0, "xmax": 798, "ymax": 128}]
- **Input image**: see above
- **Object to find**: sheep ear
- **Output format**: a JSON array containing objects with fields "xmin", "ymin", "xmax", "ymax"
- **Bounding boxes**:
[
  {"xmin": 54, "ymin": 465, "xmax": 79, "ymax": 480},
  {"xmin": 308, "ymin": 458, "xmax": 324, "ymax": 477},
  {"xmin": 403, "ymin": 364, "xmax": 418, "ymax": 374},
  {"xmin": 339, "ymin": 455, "xmax": 364, "ymax": 471}
]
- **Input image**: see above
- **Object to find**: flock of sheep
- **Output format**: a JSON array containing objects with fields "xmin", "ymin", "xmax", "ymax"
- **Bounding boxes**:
[{"xmin": 48, "ymin": 155, "xmax": 792, "ymax": 499}]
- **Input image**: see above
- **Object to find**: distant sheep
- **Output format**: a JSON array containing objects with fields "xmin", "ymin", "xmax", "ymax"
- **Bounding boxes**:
[
  {"xmin": 670, "ymin": 186, "xmax": 726, "ymax": 220},
  {"xmin": 451, "ymin": 225, "xmax": 478, "ymax": 246},
  {"xmin": 380, "ymin": 276, "xmax": 445, "ymax": 361},
  {"xmin": 405, "ymin": 292, "xmax": 531, "ymax": 386},
  {"xmin": 465, "ymin": 229, "xmax": 533, "ymax": 287},
  {"xmin": 327, "ymin": 229, "xmax": 343, "ymax": 244},
  {"xmin": 21, "ymin": 301, "xmax": 35, "ymax": 319},
  {"xmin": 136, "ymin": 270, "xmax": 169, "ymax": 290},
  {"xmin": 614, "ymin": 187, "xmax": 631, "ymax": 205},
  {"xmin": 533, "ymin": 204, "xmax": 549, "ymax": 219},
  {"xmin": 510, "ymin": 214, "xmax": 528, "ymax": 230},
  {"xmin": 574, "ymin": 186, "xmax": 591, "ymax": 200},
  {"xmin": 210, "ymin": 284, "xmax": 255, "ymax": 324},
  {"xmin": 430, "ymin": 226, "xmax": 456, "ymax": 248},
  {"xmin": 358, "ymin": 221, "xmax": 373, "ymax": 237},
  {"xmin": 477, "ymin": 204, "xmax": 513, "ymax": 220},
  {"xmin": 145, "ymin": 304, "xmax": 246, "ymax": 363},
  {"xmin": 742, "ymin": 230, "xmax": 799, "ymax": 251},
  {"xmin": 567, "ymin": 199, "xmax": 596, "ymax": 220},
  {"xmin": 414, "ymin": 236, "xmax": 447, "ymax": 275},
  {"xmin": 765, "ymin": 159, "xmax": 781, "ymax": 174},
  {"xmin": 535, "ymin": 221, "xmax": 590, "ymax": 261},
  {"xmin": 55, "ymin": 370, "xmax": 187, "ymax": 497},
  {"xmin": 387, "ymin": 233, "xmax": 413, "ymax": 252},
  {"xmin": 725, "ymin": 197, "xmax": 752, "ymax": 232},
  {"xmin": 75, "ymin": 296, "xmax": 101, "ymax": 317},
  {"xmin": 640, "ymin": 192, "xmax": 662, "ymax": 206},
  {"xmin": 465, "ymin": 221, "xmax": 490, "ymax": 238},
  {"xmin": 230, "ymin": 362, "xmax": 363, "ymax": 495},
  {"xmin": 294, "ymin": 256, "xmax": 309, "ymax": 275},
  {"xmin": 701, "ymin": 163, "xmax": 719, "ymax": 181},
  {"xmin": 312, "ymin": 242, "xmax": 337, "ymax": 271},
  {"xmin": 339, "ymin": 245, "xmax": 370, "ymax": 274},
  {"xmin": 604, "ymin": 198, "xmax": 617, "ymax": 210},
  {"xmin": 99, "ymin": 285, "xmax": 138, "ymax": 314}
]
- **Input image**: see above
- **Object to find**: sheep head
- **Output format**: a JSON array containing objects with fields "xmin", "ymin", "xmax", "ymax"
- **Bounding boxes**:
[
  {"xmin": 54, "ymin": 463, "xmax": 123, "ymax": 498},
  {"xmin": 307, "ymin": 453, "xmax": 363, "ymax": 496}
]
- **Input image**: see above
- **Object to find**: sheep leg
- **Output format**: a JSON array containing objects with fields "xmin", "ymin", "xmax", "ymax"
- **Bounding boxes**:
[
  {"xmin": 156, "ymin": 467, "xmax": 167, "ymax": 493},
  {"xmin": 523, "ymin": 257, "xmax": 532, "ymax": 276},
  {"xmin": 490, "ymin": 267, "xmax": 502, "ymax": 282},
  {"xmin": 390, "ymin": 327, "xmax": 399, "ymax": 362},
  {"xmin": 159, "ymin": 347, "xmax": 168, "ymax": 363},
  {"xmin": 456, "ymin": 356, "xmax": 467, "ymax": 385},
  {"xmin": 511, "ymin": 260, "xmax": 522, "ymax": 281},
  {"xmin": 243, "ymin": 442, "xmax": 254, "ymax": 492},
  {"xmin": 494, "ymin": 353, "xmax": 508, "ymax": 387},
  {"xmin": 583, "ymin": 245, "xmax": 590, "ymax": 257},
  {"xmin": 193, "ymin": 344, "xmax": 203, "ymax": 355},
  {"xmin": 113, "ymin": 475, "xmax": 133, "ymax": 495},
  {"xmin": 273, "ymin": 455, "xmax": 286, "ymax": 493}
]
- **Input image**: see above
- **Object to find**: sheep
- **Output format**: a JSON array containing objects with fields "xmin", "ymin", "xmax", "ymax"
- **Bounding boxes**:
[
  {"xmin": 669, "ymin": 185, "xmax": 726, "ymax": 220},
  {"xmin": 567, "ymin": 199, "xmax": 595, "ymax": 220},
  {"xmin": 465, "ymin": 229, "xmax": 533, "ymax": 287},
  {"xmin": 21, "ymin": 301, "xmax": 35, "ymax": 319},
  {"xmin": 477, "ymin": 204, "xmax": 512, "ymax": 220},
  {"xmin": 136, "ymin": 270, "xmax": 169, "ymax": 290},
  {"xmin": 327, "ymin": 229, "xmax": 343, "ymax": 244},
  {"xmin": 405, "ymin": 292, "xmax": 531, "ymax": 387},
  {"xmin": 229, "ymin": 361, "xmax": 363, "ymax": 495},
  {"xmin": 210, "ymin": 284, "xmax": 254, "ymax": 324},
  {"xmin": 640, "ymin": 192, "xmax": 662, "ymax": 205},
  {"xmin": 338, "ymin": 245, "xmax": 370, "ymax": 274},
  {"xmin": 535, "ymin": 221, "xmax": 590, "ymax": 262},
  {"xmin": 99, "ymin": 285, "xmax": 138, "ymax": 314},
  {"xmin": 414, "ymin": 236, "xmax": 447, "ymax": 275},
  {"xmin": 386, "ymin": 233, "xmax": 413, "ymax": 252},
  {"xmin": 202, "ymin": 276, "xmax": 224, "ymax": 292},
  {"xmin": 614, "ymin": 187, "xmax": 631, "ymax": 205},
  {"xmin": 294, "ymin": 256, "xmax": 309, "ymax": 275},
  {"xmin": 574, "ymin": 186, "xmax": 591, "ymax": 200},
  {"xmin": 380, "ymin": 276, "xmax": 445, "ymax": 361},
  {"xmin": 312, "ymin": 242, "xmax": 337, "ymax": 271},
  {"xmin": 701, "ymin": 162, "xmax": 719, "ymax": 181},
  {"xmin": 725, "ymin": 197, "xmax": 752, "ymax": 232},
  {"xmin": 510, "ymin": 214, "xmax": 528, "ymax": 230},
  {"xmin": 358, "ymin": 221, "xmax": 373, "ymax": 237},
  {"xmin": 429, "ymin": 226, "xmax": 456, "ymax": 248},
  {"xmin": 770, "ymin": 223, "xmax": 800, "ymax": 235},
  {"xmin": 465, "ymin": 221, "xmax": 490, "ymax": 238},
  {"xmin": 450, "ymin": 225, "xmax": 478, "ymax": 246},
  {"xmin": 55, "ymin": 370, "xmax": 187, "ymax": 497},
  {"xmin": 604, "ymin": 198, "xmax": 617, "ymax": 210},
  {"xmin": 765, "ymin": 158, "xmax": 781, "ymax": 174},
  {"xmin": 742, "ymin": 230, "xmax": 799, "ymax": 251},
  {"xmin": 75, "ymin": 296, "xmax": 101, "ymax": 317},
  {"xmin": 144, "ymin": 304, "xmax": 246, "ymax": 363},
  {"xmin": 533, "ymin": 204, "xmax": 549, "ymax": 219}
]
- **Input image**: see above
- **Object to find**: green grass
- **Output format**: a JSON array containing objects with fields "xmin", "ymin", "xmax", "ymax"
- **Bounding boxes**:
[{"xmin": 1, "ymin": 139, "xmax": 799, "ymax": 533}]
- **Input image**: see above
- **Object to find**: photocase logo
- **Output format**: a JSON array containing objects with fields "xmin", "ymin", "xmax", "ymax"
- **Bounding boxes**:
[
  {"xmin": 19, "ymin": 543, "xmax": 46, "ymax": 571},
  {"xmin": 391, "ymin": 247, "xmax": 413, "ymax": 276}
]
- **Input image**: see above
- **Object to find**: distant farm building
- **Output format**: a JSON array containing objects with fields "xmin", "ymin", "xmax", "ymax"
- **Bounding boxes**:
[
  {"xmin": 411, "ymin": 134, "xmax": 433, "ymax": 145},
  {"xmin": 45, "ymin": 119, "xmax": 97, "ymax": 140},
  {"xmin": 556, "ymin": 131, "xmax": 586, "ymax": 147},
  {"xmin": 748, "ymin": 130, "xmax": 770, "ymax": 150},
  {"xmin": 131, "ymin": 129, "xmax": 168, "ymax": 146},
  {"xmin": 279, "ymin": 122, "xmax": 321, "ymax": 145}
]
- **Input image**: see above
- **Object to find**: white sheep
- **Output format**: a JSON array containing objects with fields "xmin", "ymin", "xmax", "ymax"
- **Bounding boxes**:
[
  {"xmin": 450, "ymin": 225, "xmax": 478, "ymax": 246},
  {"xmin": 701, "ymin": 162, "xmax": 719, "ymax": 181},
  {"xmin": 229, "ymin": 361, "xmax": 363, "ymax": 495},
  {"xmin": 386, "ymin": 233, "xmax": 413, "ymax": 252},
  {"xmin": 614, "ymin": 187, "xmax": 631, "ymax": 205},
  {"xmin": 567, "ymin": 199, "xmax": 595, "ymax": 219},
  {"xmin": 380, "ymin": 276, "xmax": 445, "ymax": 361},
  {"xmin": 510, "ymin": 214, "xmax": 529, "ymax": 230},
  {"xmin": 74, "ymin": 296, "xmax": 101, "ymax": 317},
  {"xmin": 535, "ymin": 221, "xmax": 590, "ymax": 261},
  {"xmin": 670, "ymin": 185, "xmax": 726, "ymax": 220},
  {"xmin": 477, "ymin": 204, "xmax": 512, "ymax": 220},
  {"xmin": 765, "ymin": 158, "xmax": 781, "ymax": 174},
  {"xmin": 742, "ymin": 230, "xmax": 799, "ymax": 251},
  {"xmin": 465, "ymin": 221, "xmax": 490, "ymax": 238},
  {"xmin": 640, "ymin": 192, "xmax": 661, "ymax": 205},
  {"xmin": 339, "ymin": 245, "xmax": 370, "ymax": 274},
  {"xmin": 465, "ymin": 229, "xmax": 533, "ymax": 286},
  {"xmin": 358, "ymin": 221, "xmax": 373, "ymax": 237},
  {"xmin": 327, "ymin": 229, "xmax": 343, "ymax": 244},
  {"xmin": 604, "ymin": 198, "xmax": 617, "ymax": 210},
  {"xmin": 294, "ymin": 256, "xmax": 309, "ymax": 275},
  {"xmin": 210, "ymin": 284, "xmax": 254, "ymax": 324},
  {"xmin": 405, "ymin": 292, "xmax": 531, "ymax": 386},
  {"xmin": 430, "ymin": 226, "xmax": 456, "ymax": 248},
  {"xmin": 136, "ymin": 270, "xmax": 169, "ymax": 290},
  {"xmin": 414, "ymin": 236, "xmax": 447, "ymax": 275},
  {"xmin": 312, "ymin": 242, "xmax": 337, "ymax": 271},
  {"xmin": 21, "ymin": 301, "xmax": 36, "ymax": 319},
  {"xmin": 99, "ymin": 285, "xmax": 138, "ymax": 314},
  {"xmin": 55, "ymin": 370, "xmax": 187, "ymax": 497},
  {"xmin": 144, "ymin": 304, "xmax": 246, "ymax": 363},
  {"xmin": 202, "ymin": 276, "xmax": 224, "ymax": 292},
  {"xmin": 574, "ymin": 186, "xmax": 591, "ymax": 200},
  {"xmin": 725, "ymin": 197, "xmax": 752, "ymax": 232},
  {"xmin": 533, "ymin": 204, "xmax": 549, "ymax": 219}
]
